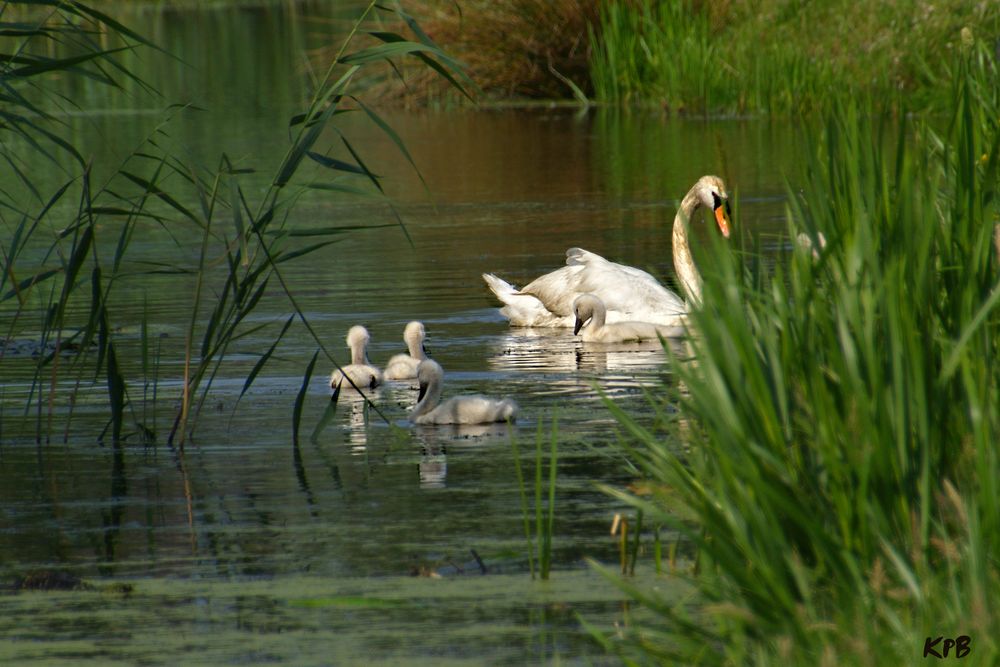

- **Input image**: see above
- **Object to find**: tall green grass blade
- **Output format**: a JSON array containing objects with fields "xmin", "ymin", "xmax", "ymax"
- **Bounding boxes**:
[
  {"xmin": 309, "ymin": 391, "xmax": 340, "ymax": 443},
  {"xmin": 120, "ymin": 170, "xmax": 202, "ymax": 226},
  {"xmin": 305, "ymin": 150, "xmax": 372, "ymax": 176},
  {"xmin": 1, "ymin": 268, "xmax": 61, "ymax": 303},
  {"xmin": 272, "ymin": 65, "xmax": 358, "ymax": 189},
  {"xmin": 366, "ymin": 30, "xmax": 476, "ymax": 101},
  {"xmin": 340, "ymin": 40, "xmax": 442, "ymax": 65},
  {"xmin": 2, "ymin": 0, "xmax": 472, "ymax": 448},
  {"xmin": 293, "ymin": 350, "xmax": 320, "ymax": 446},
  {"xmin": 4, "ymin": 46, "xmax": 134, "ymax": 79},
  {"xmin": 238, "ymin": 314, "xmax": 294, "ymax": 402},
  {"xmin": 598, "ymin": 51, "xmax": 1000, "ymax": 662},
  {"xmin": 68, "ymin": 2, "xmax": 168, "ymax": 53},
  {"xmin": 509, "ymin": 427, "xmax": 535, "ymax": 580},
  {"xmin": 274, "ymin": 240, "xmax": 343, "ymax": 264},
  {"xmin": 534, "ymin": 419, "xmax": 544, "ymax": 579},
  {"xmin": 104, "ymin": 332, "xmax": 125, "ymax": 445},
  {"xmin": 543, "ymin": 416, "xmax": 558, "ymax": 580},
  {"xmin": 940, "ymin": 281, "xmax": 1000, "ymax": 381},
  {"xmin": 353, "ymin": 97, "xmax": 429, "ymax": 191}
]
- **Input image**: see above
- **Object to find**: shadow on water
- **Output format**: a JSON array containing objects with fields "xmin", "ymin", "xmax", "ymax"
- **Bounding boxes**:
[{"xmin": 0, "ymin": 2, "xmax": 800, "ymax": 664}]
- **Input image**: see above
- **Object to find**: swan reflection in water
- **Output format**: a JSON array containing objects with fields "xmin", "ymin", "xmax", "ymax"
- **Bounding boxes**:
[
  {"xmin": 487, "ymin": 327, "xmax": 690, "ymax": 394},
  {"xmin": 412, "ymin": 421, "xmax": 516, "ymax": 489},
  {"xmin": 332, "ymin": 385, "xmax": 382, "ymax": 454}
]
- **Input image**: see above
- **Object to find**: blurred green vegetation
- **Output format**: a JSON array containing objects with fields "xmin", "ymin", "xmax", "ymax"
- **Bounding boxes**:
[
  {"xmin": 597, "ymin": 39, "xmax": 1000, "ymax": 665},
  {"xmin": 591, "ymin": 0, "xmax": 1000, "ymax": 113},
  {"xmin": 362, "ymin": 0, "xmax": 1000, "ymax": 113}
]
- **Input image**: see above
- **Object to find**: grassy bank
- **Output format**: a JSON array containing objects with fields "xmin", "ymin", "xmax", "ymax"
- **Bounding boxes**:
[
  {"xmin": 598, "ymin": 43, "xmax": 1000, "ymax": 664},
  {"xmin": 592, "ymin": 0, "xmax": 1000, "ymax": 113},
  {"xmin": 375, "ymin": 0, "xmax": 999, "ymax": 113}
]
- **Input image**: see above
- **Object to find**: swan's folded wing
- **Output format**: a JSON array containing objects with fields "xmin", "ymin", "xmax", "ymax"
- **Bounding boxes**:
[
  {"xmin": 566, "ymin": 249, "xmax": 687, "ymax": 317},
  {"xmin": 430, "ymin": 396, "xmax": 516, "ymax": 424},
  {"xmin": 493, "ymin": 247, "xmax": 687, "ymax": 325},
  {"xmin": 483, "ymin": 273, "xmax": 572, "ymax": 326},
  {"xmin": 518, "ymin": 265, "xmax": 584, "ymax": 317}
]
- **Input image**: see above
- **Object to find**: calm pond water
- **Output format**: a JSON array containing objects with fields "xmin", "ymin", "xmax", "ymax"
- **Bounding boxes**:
[{"xmin": 1, "ymin": 2, "xmax": 798, "ymax": 664}]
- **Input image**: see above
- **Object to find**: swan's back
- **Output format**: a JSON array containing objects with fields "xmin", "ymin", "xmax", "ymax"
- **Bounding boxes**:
[
  {"xmin": 517, "ymin": 248, "xmax": 686, "ymax": 323},
  {"xmin": 331, "ymin": 364, "xmax": 383, "ymax": 389},
  {"xmin": 384, "ymin": 355, "xmax": 421, "ymax": 380},
  {"xmin": 384, "ymin": 321, "xmax": 428, "ymax": 380},
  {"xmin": 331, "ymin": 324, "xmax": 383, "ymax": 388},
  {"xmin": 564, "ymin": 248, "xmax": 686, "ymax": 316},
  {"xmin": 414, "ymin": 395, "xmax": 518, "ymax": 425},
  {"xmin": 574, "ymin": 293, "xmax": 685, "ymax": 343},
  {"xmin": 410, "ymin": 359, "xmax": 518, "ymax": 425},
  {"xmin": 583, "ymin": 320, "xmax": 685, "ymax": 343}
]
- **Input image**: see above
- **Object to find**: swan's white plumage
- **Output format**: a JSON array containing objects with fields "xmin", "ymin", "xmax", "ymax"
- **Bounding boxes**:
[
  {"xmin": 384, "ymin": 321, "xmax": 428, "ymax": 380},
  {"xmin": 484, "ymin": 175, "xmax": 731, "ymax": 327},
  {"xmin": 482, "ymin": 273, "xmax": 573, "ymax": 327},
  {"xmin": 573, "ymin": 294, "xmax": 685, "ymax": 343},
  {"xmin": 330, "ymin": 325, "xmax": 383, "ymax": 390},
  {"xmin": 409, "ymin": 359, "xmax": 518, "ymax": 425}
]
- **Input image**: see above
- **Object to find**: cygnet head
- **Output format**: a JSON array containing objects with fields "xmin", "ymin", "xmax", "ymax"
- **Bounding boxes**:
[
  {"xmin": 691, "ymin": 175, "xmax": 732, "ymax": 239},
  {"xmin": 403, "ymin": 321, "xmax": 427, "ymax": 352},
  {"xmin": 572, "ymin": 294, "xmax": 604, "ymax": 335},
  {"xmin": 346, "ymin": 325, "xmax": 370, "ymax": 348}
]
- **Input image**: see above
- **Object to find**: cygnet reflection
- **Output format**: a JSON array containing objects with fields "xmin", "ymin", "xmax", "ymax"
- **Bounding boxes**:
[{"xmin": 417, "ymin": 444, "xmax": 447, "ymax": 489}]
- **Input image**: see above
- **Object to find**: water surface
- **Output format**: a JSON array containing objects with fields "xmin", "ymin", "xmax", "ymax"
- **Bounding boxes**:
[{"xmin": 1, "ymin": 3, "xmax": 797, "ymax": 663}]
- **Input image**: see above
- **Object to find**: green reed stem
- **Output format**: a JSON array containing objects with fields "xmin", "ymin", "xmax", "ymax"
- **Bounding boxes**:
[{"xmin": 509, "ymin": 425, "xmax": 536, "ymax": 580}]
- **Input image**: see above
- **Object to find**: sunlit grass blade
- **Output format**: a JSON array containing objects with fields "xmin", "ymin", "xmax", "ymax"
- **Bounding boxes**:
[
  {"xmin": 339, "ymin": 40, "xmax": 443, "ymax": 65},
  {"xmin": 366, "ymin": 30, "xmax": 476, "ymax": 101}
]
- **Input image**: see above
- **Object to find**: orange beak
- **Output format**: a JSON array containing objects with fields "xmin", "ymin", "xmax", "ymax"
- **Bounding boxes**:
[{"xmin": 714, "ymin": 203, "xmax": 731, "ymax": 238}]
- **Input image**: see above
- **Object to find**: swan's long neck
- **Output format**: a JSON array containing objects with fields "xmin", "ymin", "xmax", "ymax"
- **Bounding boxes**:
[
  {"xmin": 590, "ymin": 301, "xmax": 607, "ymax": 330},
  {"xmin": 672, "ymin": 190, "xmax": 703, "ymax": 307},
  {"xmin": 411, "ymin": 376, "xmax": 442, "ymax": 418},
  {"xmin": 407, "ymin": 336, "xmax": 426, "ymax": 360},
  {"xmin": 350, "ymin": 340, "xmax": 366, "ymax": 366}
]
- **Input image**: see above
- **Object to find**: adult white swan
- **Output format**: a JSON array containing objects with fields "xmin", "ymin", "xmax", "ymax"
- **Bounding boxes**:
[
  {"xmin": 384, "ymin": 321, "xmax": 428, "ymax": 380},
  {"xmin": 483, "ymin": 175, "xmax": 731, "ymax": 327},
  {"xmin": 409, "ymin": 359, "xmax": 518, "ymax": 425},
  {"xmin": 572, "ymin": 294, "xmax": 685, "ymax": 343},
  {"xmin": 330, "ymin": 325, "xmax": 383, "ymax": 390}
]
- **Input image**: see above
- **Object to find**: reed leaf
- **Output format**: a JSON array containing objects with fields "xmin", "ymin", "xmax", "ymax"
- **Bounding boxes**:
[
  {"xmin": 293, "ymin": 349, "xmax": 320, "ymax": 446},
  {"xmin": 305, "ymin": 150, "xmax": 372, "ymax": 176},
  {"xmin": 599, "ymin": 44, "xmax": 1000, "ymax": 664},
  {"xmin": 0, "ymin": 267, "xmax": 61, "ymax": 303},
  {"xmin": 238, "ymin": 314, "xmax": 294, "ymax": 403},
  {"xmin": 1, "ymin": 1, "xmax": 469, "ymax": 448}
]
